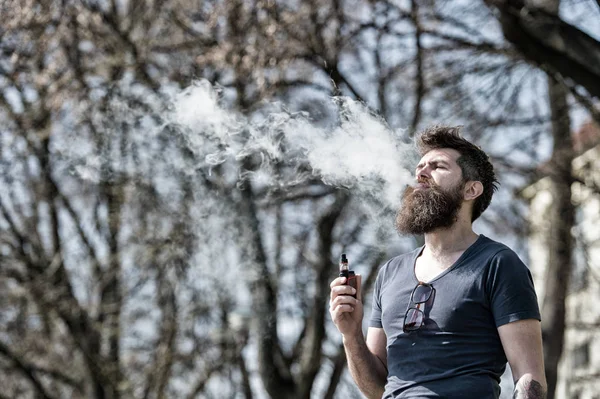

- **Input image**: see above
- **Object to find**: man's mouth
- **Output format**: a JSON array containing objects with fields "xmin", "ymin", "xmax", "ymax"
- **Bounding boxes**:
[{"xmin": 414, "ymin": 182, "xmax": 431, "ymax": 190}]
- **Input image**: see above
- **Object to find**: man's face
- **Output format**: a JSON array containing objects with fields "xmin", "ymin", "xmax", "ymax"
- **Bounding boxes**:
[
  {"xmin": 395, "ymin": 149, "xmax": 466, "ymax": 235},
  {"xmin": 413, "ymin": 148, "xmax": 463, "ymax": 191}
]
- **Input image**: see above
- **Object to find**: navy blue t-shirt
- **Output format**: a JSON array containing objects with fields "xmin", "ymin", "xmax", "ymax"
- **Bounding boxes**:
[{"xmin": 369, "ymin": 235, "xmax": 540, "ymax": 398}]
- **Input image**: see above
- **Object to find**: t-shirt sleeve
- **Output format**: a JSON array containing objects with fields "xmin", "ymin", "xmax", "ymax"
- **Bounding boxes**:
[
  {"xmin": 486, "ymin": 249, "xmax": 541, "ymax": 327},
  {"xmin": 369, "ymin": 264, "xmax": 386, "ymax": 328}
]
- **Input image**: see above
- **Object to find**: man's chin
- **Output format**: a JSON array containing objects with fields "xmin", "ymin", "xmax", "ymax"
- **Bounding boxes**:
[
  {"xmin": 396, "ymin": 228, "xmax": 426, "ymax": 236},
  {"xmin": 395, "ymin": 201, "xmax": 460, "ymax": 236},
  {"xmin": 395, "ymin": 219, "xmax": 456, "ymax": 236},
  {"xmin": 394, "ymin": 210, "xmax": 429, "ymax": 236}
]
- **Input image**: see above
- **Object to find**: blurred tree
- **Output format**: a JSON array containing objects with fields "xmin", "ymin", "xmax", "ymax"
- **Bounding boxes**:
[
  {"xmin": 487, "ymin": 0, "xmax": 600, "ymax": 102},
  {"xmin": 542, "ymin": 68, "xmax": 574, "ymax": 399},
  {"xmin": 0, "ymin": 0, "xmax": 599, "ymax": 398},
  {"xmin": 0, "ymin": 1, "xmax": 389, "ymax": 398},
  {"xmin": 0, "ymin": 1, "xmax": 247, "ymax": 398},
  {"xmin": 488, "ymin": 1, "xmax": 598, "ymax": 397}
]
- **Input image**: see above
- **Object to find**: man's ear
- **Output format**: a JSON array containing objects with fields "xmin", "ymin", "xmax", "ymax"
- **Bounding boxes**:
[{"xmin": 464, "ymin": 181, "xmax": 483, "ymax": 201}]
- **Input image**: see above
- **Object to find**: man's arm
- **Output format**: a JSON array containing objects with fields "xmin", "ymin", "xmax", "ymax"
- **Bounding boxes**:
[
  {"xmin": 330, "ymin": 276, "xmax": 387, "ymax": 398},
  {"xmin": 498, "ymin": 319, "xmax": 547, "ymax": 399},
  {"xmin": 343, "ymin": 327, "xmax": 388, "ymax": 399}
]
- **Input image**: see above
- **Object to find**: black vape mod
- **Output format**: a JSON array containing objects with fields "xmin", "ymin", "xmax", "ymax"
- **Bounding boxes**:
[{"xmin": 339, "ymin": 253, "xmax": 357, "ymax": 298}]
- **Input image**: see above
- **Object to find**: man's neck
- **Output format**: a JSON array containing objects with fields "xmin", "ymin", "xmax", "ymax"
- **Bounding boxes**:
[
  {"xmin": 415, "ymin": 222, "xmax": 479, "ymax": 282},
  {"xmin": 423, "ymin": 221, "xmax": 479, "ymax": 260}
]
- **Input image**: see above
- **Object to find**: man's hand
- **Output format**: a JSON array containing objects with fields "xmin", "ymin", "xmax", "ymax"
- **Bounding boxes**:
[
  {"xmin": 513, "ymin": 374, "xmax": 546, "ymax": 399},
  {"xmin": 329, "ymin": 275, "xmax": 363, "ymax": 337}
]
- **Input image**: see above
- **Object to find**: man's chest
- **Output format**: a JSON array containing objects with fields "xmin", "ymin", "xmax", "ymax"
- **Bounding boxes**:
[
  {"xmin": 414, "ymin": 253, "xmax": 463, "ymax": 283},
  {"xmin": 380, "ymin": 269, "xmax": 495, "ymax": 337}
]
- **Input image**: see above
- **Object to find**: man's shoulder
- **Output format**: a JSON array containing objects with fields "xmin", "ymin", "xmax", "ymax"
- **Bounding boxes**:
[
  {"xmin": 473, "ymin": 235, "xmax": 529, "ymax": 274},
  {"xmin": 471, "ymin": 235, "xmax": 516, "ymax": 258}
]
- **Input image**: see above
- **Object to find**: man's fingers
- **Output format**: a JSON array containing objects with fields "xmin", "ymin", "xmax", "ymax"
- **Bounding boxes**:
[
  {"xmin": 330, "ymin": 276, "xmax": 346, "ymax": 288},
  {"xmin": 330, "ymin": 285, "xmax": 357, "ymax": 299},
  {"xmin": 330, "ymin": 301, "xmax": 356, "ymax": 317},
  {"xmin": 331, "ymin": 304, "xmax": 355, "ymax": 315},
  {"xmin": 330, "ymin": 294, "xmax": 359, "ymax": 309}
]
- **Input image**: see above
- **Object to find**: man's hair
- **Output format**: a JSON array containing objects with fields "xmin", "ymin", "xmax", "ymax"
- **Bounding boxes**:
[{"xmin": 416, "ymin": 125, "xmax": 499, "ymax": 222}]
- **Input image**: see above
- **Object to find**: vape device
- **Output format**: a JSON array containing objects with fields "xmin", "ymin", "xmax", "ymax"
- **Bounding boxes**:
[{"xmin": 339, "ymin": 253, "xmax": 357, "ymax": 298}]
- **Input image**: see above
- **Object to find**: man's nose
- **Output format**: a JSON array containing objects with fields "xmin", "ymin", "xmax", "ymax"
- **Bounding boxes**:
[{"xmin": 417, "ymin": 166, "xmax": 431, "ymax": 180}]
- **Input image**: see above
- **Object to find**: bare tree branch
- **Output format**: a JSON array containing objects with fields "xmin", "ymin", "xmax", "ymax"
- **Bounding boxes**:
[
  {"xmin": 297, "ymin": 191, "xmax": 350, "ymax": 398},
  {"xmin": 0, "ymin": 341, "xmax": 55, "ymax": 399},
  {"xmin": 488, "ymin": 0, "xmax": 600, "ymax": 98},
  {"xmin": 410, "ymin": 0, "xmax": 425, "ymax": 136}
]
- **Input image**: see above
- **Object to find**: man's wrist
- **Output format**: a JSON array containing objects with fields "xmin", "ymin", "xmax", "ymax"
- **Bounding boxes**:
[{"xmin": 342, "ymin": 331, "xmax": 365, "ymax": 347}]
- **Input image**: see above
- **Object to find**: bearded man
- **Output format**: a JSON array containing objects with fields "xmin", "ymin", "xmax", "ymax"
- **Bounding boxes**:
[{"xmin": 329, "ymin": 126, "xmax": 546, "ymax": 399}]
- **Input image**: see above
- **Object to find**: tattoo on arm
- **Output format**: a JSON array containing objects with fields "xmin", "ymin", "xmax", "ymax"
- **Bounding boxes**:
[{"xmin": 512, "ymin": 379, "xmax": 546, "ymax": 399}]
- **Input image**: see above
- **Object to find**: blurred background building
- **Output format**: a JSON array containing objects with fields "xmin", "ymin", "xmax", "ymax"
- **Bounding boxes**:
[{"xmin": 522, "ymin": 121, "xmax": 600, "ymax": 399}]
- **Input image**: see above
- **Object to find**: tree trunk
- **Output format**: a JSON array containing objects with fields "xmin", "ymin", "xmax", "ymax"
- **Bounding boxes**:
[
  {"xmin": 541, "ymin": 61, "xmax": 575, "ymax": 399},
  {"xmin": 297, "ymin": 192, "xmax": 350, "ymax": 399},
  {"xmin": 237, "ymin": 163, "xmax": 295, "ymax": 398},
  {"xmin": 490, "ymin": 0, "xmax": 600, "ymax": 99}
]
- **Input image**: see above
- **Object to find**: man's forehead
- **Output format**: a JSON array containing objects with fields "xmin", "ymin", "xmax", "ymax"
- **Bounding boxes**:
[{"xmin": 418, "ymin": 148, "xmax": 461, "ymax": 163}]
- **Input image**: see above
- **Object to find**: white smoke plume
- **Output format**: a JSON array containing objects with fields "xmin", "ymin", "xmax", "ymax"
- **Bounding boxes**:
[{"xmin": 170, "ymin": 80, "xmax": 417, "ymax": 211}]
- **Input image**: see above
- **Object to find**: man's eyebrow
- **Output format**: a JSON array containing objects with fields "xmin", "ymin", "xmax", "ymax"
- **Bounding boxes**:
[
  {"xmin": 432, "ymin": 159, "xmax": 450, "ymax": 166},
  {"xmin": 416, "ymin": 159, "xmax": 451, "ymax": 169}
]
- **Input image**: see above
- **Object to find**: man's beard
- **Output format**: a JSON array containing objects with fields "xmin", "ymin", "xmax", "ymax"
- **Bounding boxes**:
[{"xmin": 395, "ymin": 181, "xmax": 465, "ymax": 235}]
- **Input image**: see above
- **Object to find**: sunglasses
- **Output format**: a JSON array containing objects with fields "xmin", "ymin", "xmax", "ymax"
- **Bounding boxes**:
[{"xmin": 403, "ymin": 282, "xmax": 434, "ymax": 333}]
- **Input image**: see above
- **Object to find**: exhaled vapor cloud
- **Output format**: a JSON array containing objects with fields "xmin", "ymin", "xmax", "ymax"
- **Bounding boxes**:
[{"xmin": 172, "ymin": 80, "xmax": 416, "ymax": 211}]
